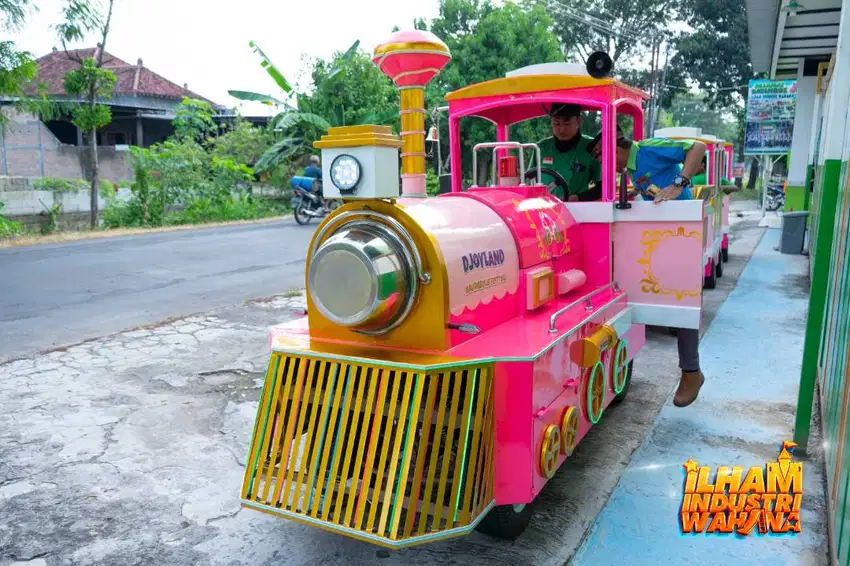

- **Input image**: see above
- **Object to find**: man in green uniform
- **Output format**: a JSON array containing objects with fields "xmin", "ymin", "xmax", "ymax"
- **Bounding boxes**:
[
  {"xmin": 691, "ymin": 161, "xmax": 709, "ymax": 185},
  {"xmin": 537, "ymin": 103, "xmax": 601, "ymax": 201}
]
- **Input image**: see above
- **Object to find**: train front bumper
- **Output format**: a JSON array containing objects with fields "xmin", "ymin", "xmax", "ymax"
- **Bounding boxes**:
[{"xmin": 240, "ymin": 347, "xmax": 496, "ymax": 548}]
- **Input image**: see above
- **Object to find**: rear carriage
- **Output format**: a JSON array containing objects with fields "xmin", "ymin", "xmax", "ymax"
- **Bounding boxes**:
[{"xmin": 655, "ymin": 127, "xmax": 731, "ymax": 287}]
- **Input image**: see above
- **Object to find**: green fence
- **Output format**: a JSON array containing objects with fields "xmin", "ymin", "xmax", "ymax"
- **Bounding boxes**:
[
  {"xmin": 818, "ymin": 155, "xmax": 850, "ymax": 564},
  {"xmin": 793, "ymin": 32, "xmax": 850, "ymax": 564}
]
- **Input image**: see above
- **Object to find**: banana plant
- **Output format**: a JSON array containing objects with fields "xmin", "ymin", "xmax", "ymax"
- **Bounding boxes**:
[{"xmin": 228, "ymin": 39, "xmax": 361, "ymax": 172}]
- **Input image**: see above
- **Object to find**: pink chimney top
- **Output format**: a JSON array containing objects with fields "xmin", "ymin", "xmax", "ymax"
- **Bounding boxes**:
[{"xmin": 372, "ymin": 30, "xmax": 452, "ymax": 88}]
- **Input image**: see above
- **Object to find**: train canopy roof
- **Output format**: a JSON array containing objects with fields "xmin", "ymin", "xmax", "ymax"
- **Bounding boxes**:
[{"xmin": 443, "ymin": 62, "xmax": 649, "ymax": 126}]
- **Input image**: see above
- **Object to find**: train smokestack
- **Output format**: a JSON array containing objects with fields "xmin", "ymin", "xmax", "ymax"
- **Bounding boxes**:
[{"xmin": 373, "ymin": 30, "xmax": 451, "ymax": 197}]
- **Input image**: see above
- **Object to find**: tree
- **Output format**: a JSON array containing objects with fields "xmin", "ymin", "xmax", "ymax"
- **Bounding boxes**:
[
  {"xmin": 655, "ymin": 92, "xmax": 738, "ymax": 139},
  {"xmin": 228, "ymin": 39, "xmax": 398, "ymax": 176},
  {"xmin": 210, "ymin": 116, "xmax": 271, "ymax": 167},
  {"xmin": 298, "ymin": 50, "xmax": 399, "ymax": 131},
  {"xmin": 1, "ymin": 1, "xmax": 39, "ymax": 126},
  {"xmin": 55, "ymin": 0, "xmax": 117, "ymax": 229},
  {"xmin": 419, "ymin": 0, "xmax": 566, "ymax": 178},
  {"xmin": 228, "ymin": 40, "xmax": 357, "ymax": 174},
  {"xmin": 671, "ymin": 0, "xmax": 754, "ymax": 154},
  {"xmin": 616, "ymin": 65, "xmax": 687, "ymax": 111},
  {"xmin": 172, "ymin": 97, "xmax": 217, "ymax": 142},
  {"xmin": 549, "ymin": 0, "xmax": 679, "ymax": 64},
  {"xmin": 673, "ymin": 0, "xmax": 754, "ymax": 110}
]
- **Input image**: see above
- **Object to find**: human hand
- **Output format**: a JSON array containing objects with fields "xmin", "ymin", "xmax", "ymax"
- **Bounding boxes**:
[
  {"xmin": 590, "ymin": 144, "xmax": 601, "ymax": 159},
  {"xmin": 653, "ymin": 184, "xmax": 683, "ymax": 203},
  {"xmin": 568, "ymin": 194, "xmax": 579, "ymax": 202}
]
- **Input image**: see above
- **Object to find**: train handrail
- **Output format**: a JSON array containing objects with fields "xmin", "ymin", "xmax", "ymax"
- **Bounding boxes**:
[
  {"xmin": 549, "ymin": 281, "xmax": 622, "ymax": 334},
  {"xmin": 471, "ymin": 142, "xmax": 524, "ymax": 187},
  {"xmin": 521, "ymin": 143, "xmax": 542, "ymax": 185}
]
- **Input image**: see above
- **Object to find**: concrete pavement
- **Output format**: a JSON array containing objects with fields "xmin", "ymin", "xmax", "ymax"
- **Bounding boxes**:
[
  {"xmin": 0, "ymin": 219, "xmax": 318, "ymax": 362},
  {"xmin": 571, "ymin": 228, "xmax": 828, "ymax": 566},
  {"xmin": 0, "ymin": 202, "xmax": 774, "ymax": 566}
]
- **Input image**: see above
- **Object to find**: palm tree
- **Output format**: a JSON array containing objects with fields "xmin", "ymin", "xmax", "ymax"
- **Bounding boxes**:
[{"xmin": 228, "ymin": 40, "xmax": 361, "ymax": 173}]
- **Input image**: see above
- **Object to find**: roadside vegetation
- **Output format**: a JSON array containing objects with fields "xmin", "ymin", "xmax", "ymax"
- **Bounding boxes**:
[
  {"xmin": 101, "ymin": 98, "xmax": 292, "ymax": 230},
  {"xmin": 0, "ymin": 0, "xmax": 764, "ymax": 245}
]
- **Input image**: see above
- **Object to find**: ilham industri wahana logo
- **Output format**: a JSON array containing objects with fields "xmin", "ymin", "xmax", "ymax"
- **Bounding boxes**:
[{"xmin": 679, "ymin": 441, "xmax": 802, "ymax": 535}]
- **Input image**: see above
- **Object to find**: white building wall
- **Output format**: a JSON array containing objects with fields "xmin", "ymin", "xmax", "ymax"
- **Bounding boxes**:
[{"xmin": 788, "ymin": 66, "xmax": 817, "ymax": 187}]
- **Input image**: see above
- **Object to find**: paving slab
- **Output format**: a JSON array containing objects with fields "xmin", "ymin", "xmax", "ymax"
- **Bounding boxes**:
[{"xmin": 570, "ymin": 228, "xmax": 829, "ymax": 566}]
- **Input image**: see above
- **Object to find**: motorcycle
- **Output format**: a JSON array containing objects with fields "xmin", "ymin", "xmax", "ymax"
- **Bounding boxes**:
[
  {"xmin": 290, "ymin": 176, "xmax": 342, "ymax": 225},
  {"xmin": 765, "ymin": 184, "xmax": 785, "ymax": 212}
]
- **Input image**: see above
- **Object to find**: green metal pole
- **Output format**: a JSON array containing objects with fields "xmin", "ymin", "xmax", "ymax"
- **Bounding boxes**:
[{"xmin": 793, "ymin": 159, "xmax": 841, "ymax": 451}]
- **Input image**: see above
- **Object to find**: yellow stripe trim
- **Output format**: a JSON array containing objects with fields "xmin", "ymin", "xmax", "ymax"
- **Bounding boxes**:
[
  {"xmin": 445, "ymin": 75, "xmax": 648, "ymax": 101},
  {"xmin": 374, "ymin": 41, "xmax": 450, "ymax": 56}
]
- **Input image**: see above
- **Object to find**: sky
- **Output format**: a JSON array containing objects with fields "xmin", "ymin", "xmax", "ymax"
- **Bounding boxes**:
[
  {"xmin": 8, "ymin": 1, "xmax": 727, "ymax": 122},
  {"xmin": 8, "ymin": 0, "xmax": 442, "ymax": 116}
]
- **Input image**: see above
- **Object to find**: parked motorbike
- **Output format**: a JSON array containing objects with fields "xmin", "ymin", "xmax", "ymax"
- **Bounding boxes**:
[
  {"xmin": 290, "ymin": 176, "xmax": 342, "ymax": 225},
  {"xmin": 765, "ymin": 184, "xmax": 785, "ymax": 212}
]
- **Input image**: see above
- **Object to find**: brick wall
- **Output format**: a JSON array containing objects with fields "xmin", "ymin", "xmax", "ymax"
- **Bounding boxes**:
[
  {"xmin": 1, "ymin": 176, "xmax": 132, "ymax": 230},
  {"xmin": 0, "ymin": 108, "xmax": 132, "ymax": 182}
]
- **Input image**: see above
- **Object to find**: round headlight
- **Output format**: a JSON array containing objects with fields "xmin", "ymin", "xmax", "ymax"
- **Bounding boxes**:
[
  {"xmin": 309, "ymin": 220, "xmax": 415, "ymax": 332},
  {"xmin": 330, "ymin": 154, "xmax": 361, "ymax": 193}
]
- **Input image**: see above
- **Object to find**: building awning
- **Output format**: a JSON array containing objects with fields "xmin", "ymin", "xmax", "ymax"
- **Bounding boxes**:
[{"xmin": 746, "ymin": 0, "xmax": 841, "ymax": 79}]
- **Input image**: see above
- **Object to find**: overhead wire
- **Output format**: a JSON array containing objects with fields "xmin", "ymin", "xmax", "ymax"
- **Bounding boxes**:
[
  {"xmin": 539, "ymin": 0, "xmax": 748, "ymax": 100},
  {"xmin": 540, "ymin": 0, "xmax": 646, "ymax": 43}
]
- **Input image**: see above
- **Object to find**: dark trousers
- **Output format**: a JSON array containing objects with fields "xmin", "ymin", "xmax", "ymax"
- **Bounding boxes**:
[{"xmin": 677, "ymin": 328, "xmax": 700, "ymax": 372}]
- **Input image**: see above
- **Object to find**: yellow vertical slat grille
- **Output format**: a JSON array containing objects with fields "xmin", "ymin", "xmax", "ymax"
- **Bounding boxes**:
[{"xmin": 241, "ymin": 353, "xmax": 496, "ymax": 545}]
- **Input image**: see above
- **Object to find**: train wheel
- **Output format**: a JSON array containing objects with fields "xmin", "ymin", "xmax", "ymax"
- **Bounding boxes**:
[
  {"xmin": 610, "ymin": 340, "xmax": 629, "ymax": 395},
  {"xmin": 704, "ymin": 259, "xmax": 717, "ymax": 289},
  {"xmin": 475, "ymin": 503, "xmax": 534, "ymax": 540},
  {"xmin": 560, "ymin": 406, "xmax": 579, "ymax": 457},
  {"xmin": 715, "ymin": 255, "xmax": 724, "ymax": 278},
  {"xmin": 722, "ymin": 247, "xmax": 729, "ymax": 263},
  {"xmin": 612, "ymin": 361, "xmax": 634, "ymax": 404},
  {"xmin": 586, "ymin": 362, "xmax": 605, "ymax": 424}
]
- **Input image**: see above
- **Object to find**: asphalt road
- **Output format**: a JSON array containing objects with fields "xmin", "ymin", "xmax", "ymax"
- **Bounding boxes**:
[{"xmin": 0, "ymin": 220, "xmax": 318, "ymax": 361}]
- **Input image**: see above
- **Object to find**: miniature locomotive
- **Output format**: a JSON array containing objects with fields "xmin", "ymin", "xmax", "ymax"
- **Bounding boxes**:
[{"xmin": 240, "ymin": 30, "xmax": 708, "ymax": 549}]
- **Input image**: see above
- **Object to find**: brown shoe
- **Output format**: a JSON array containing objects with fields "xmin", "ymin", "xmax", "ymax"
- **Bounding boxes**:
[{"xmin": 673, "ymin": 370, "xmax": 705, "ymax": 407}]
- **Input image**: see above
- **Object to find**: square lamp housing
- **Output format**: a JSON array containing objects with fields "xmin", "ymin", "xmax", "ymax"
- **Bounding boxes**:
[{"xmin": 314, "ymin": 126, "xmax": 403, "ymax": 200}]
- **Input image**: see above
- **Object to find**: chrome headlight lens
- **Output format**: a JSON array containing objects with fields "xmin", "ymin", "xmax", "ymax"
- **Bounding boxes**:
[
  {"xmin": 330, "ymin": 154, "xmax": 361, "ymax": 193},
  {"xmin": 308, "ymin": 220, "xmax": 415, "ymax": 332}
]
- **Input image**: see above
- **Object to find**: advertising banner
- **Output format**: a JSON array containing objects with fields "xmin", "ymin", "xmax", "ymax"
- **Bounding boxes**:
[{"xmin": 744, "ymin": 80, "xmax": 797, "ymax": 155}]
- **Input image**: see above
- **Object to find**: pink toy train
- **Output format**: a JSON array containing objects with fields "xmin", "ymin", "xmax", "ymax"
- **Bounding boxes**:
[{"xmin": 239, "ymin": 30, "xmax": 711, "ymax": 548}]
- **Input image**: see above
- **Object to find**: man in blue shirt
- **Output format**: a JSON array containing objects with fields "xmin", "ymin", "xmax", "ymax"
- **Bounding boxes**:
[
  {"xmin": 588, "ymin": 128, "xmax": 707, "ymax": 408},
  {"xmin": 588, "ymin": 128, "xmax": 707, "ymax": 203},
  {"xmin": 303, "ymin": 155, "xmax": 322, "ymax": 179}
]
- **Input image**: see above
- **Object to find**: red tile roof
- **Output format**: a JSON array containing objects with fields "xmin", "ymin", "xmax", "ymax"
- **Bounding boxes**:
[{"xmin": 25, "ymin": 48, "xmax": 221, "ymax": 109}]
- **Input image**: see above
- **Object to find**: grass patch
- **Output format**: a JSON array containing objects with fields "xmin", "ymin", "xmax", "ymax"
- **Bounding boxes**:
[{"xmin": 33, "ymin": 177, "xmax": 116, "ymax": 193}]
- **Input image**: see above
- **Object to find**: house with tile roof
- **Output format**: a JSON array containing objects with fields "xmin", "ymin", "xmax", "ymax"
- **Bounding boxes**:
[
  {"xmin": 0, "ymin": 45, "xmax": 231, "ymax": 181},
  {"xmin": 20, "ymin": 45, "xmax": 225, "ymax": 148}
]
